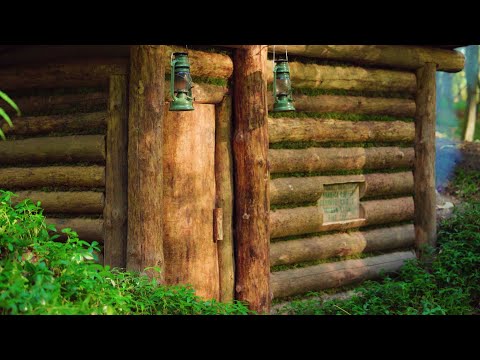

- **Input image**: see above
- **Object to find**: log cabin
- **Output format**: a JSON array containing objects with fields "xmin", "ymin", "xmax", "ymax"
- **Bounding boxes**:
[{"xmin": 0, "ymin": 45, "xmax": 465, "ymax": 312}]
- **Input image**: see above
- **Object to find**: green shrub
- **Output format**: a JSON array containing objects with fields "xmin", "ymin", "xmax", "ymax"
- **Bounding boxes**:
[{"xmin": 0, "ymin": 190, "xmax": 252, "ymax": 315}]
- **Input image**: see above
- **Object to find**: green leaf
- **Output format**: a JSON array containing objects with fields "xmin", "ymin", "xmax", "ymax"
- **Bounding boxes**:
[
  {"xmin": 0, "ymin": 108, "xmax": 13, "ymax": 127},
  {"xmin": 0, "ymin": 128, "xmax": 6, "ymax": 141},
  {"xmin": 0, "ymin": 91, "xmax": 21, "ymax": 116}
]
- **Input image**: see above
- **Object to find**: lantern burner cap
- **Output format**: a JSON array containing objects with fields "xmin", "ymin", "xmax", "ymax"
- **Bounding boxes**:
[{"xmin": 275, "ymin": 58, "xmax": 288, "ymax": 63}]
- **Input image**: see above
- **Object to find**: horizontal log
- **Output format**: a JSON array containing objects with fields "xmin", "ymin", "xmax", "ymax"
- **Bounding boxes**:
[
  {"xmin": 0, "ymin": 135, "xmax": 105, "ymax": 165},
  {"xmin": 1, "ymin": 111, "xmax": 107, "ymax": 137},
  {"xmin": 271, "ymin": 251, "xmax": 415, "ymax": 298},
  {"xmin": 269, "ymin": 117, "xmax": 414, "ymax": 144},
  {"xmin": 0, "ymin": 166, "xmax": 105, "ymax": 189},
  {"xmin": 267, "ymin": 45, "xmax": 465, "ymax": 73},
  {"xmin": 270, "ymin": 197, "xmax": 414, "ymax": 239},
  {"xmin": 14, "ymin": 191, "xmax": 104, "ymax": 214},
  {"xmin": 4, "ymin": 82, "xmax": 227, "ymax": 117},
  {"xmin": 270, "ymin": 172, "xmax": 413, "ymax": 205},
  {"xmin": 46, "ymin": 217, "xmax": 104, "ymax": 243},
  {"xmin": 0, "ymin": 59, "xmax": 127, "ymax": 90},
  {"xmin": 267, "ymin": 93, "xmax": 416, "ymax": 117},
  {"xmin": 0, "ymin": 48, "xmax": 232, "ymax": 90},
  {"xmin": 166, "ymin": 46, "xmax": 233, "ymax": 79},
  {"xmin": 363, "ymin": 172, "xmax": 414, "ymax": 199},
  {"xmin": 269, "ymin": 147, "xmax": 414, "ymax": 174},
  {"xmin": 265, "ymin": 61, "xmax": 416, "ymax": 93},
  {"xmin": 176, "ymin": 81, "xmax": 228, "ymax": 104},
  {"xmin": 270, "ymin": 224, "xmax": 415, "ymax": 266},
  {"xmin": 9, "ymin": 92, "xmax": 107, "ymax": 116}
]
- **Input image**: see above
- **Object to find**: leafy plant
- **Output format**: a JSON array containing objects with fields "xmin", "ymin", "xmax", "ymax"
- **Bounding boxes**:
[
  {"xmin": 0, "ymin": 91, "xmax": 20, "ymax": 140},
  {"xmin": 0, "ymin": 190, "xmax": 252, "ymax": 315}
]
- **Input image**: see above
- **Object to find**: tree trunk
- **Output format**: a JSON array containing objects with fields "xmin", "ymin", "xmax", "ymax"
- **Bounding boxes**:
[
  {"xmin": 463, "ymin": 46, "xmax": 479, "ymax": 142},
  {"xmin": 0, "ymin": 166, "xmax": 104, "ymax": 189},
  {"xmin": 162, "ymin": 104, "xmax": 219, "ymax": 300},
  {"xmin": 215, "ymin": 96, "xmax": 235, "ymax": 302},
  {"xmin": 414, "ymin": 63, "xmax": 437, "ymax": 254},
  {"xmin": 126, "ymin": 45, "xmax": 166, "ymax": 280},
  {"xmin": 269, "ymin": 117, "xmax": 414, "ymax": 144},
  {"xmin": 0, "ymin": 135, "xmax": 105, "ymax": 165},
  {"xmin": 271, "ymin": 251, "xmax": 415, "ymax": 298},
  {"xmin": 269, "ymin": 147, "xmax": 414, "ymax": 174},
  {"xmin": 270, "ymin": 224, "xmax": 414, "ymax": 266},
  {"xmin": 233, "ymin": 45, "xmax": 271, "ymax": 313},
  {"xmin": 104, "ymin": 75, "xmax": 128, "ymax": 269}
]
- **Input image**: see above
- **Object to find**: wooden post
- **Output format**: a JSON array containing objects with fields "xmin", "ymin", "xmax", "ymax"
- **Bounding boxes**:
[
  {"xmin": 414, "ymin": 62, "xmax": 437, "ymax": 256},
  {"xmin": 215, "ymin": 96, "xmax": 235, "ymax": 302},
  {"xmin": 232, "ymin": 45, "xmax": 270, "ymax": 313},
  {"xmin": 162, "ymin": 104, "xmax": 219, "ymax": 300},
  {"xmin": 104, "ymin": 75, "xmax": 128, "ymax": 268},
  {"xmin": 126, "ymin": 45, "xmax": 166, "ymax": 280}
]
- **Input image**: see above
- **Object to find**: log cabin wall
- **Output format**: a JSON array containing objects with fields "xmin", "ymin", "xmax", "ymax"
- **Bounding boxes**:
[
  {"xmin": 263, "ymin": 46, "xmax": 465, "ymax": 300},
  {"xmin": 0, "ymin": 47, "xmax": 235, "ymax": 302}
]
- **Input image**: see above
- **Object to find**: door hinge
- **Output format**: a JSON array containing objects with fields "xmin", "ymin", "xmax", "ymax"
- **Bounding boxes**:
[{"xmin": 213, "ymin": 208, "xmax": 223, "ymax": 243}]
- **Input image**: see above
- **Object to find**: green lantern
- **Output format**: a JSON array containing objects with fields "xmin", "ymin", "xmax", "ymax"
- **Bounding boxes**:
[
  {"xmin": 273, "ymin": 58, "xmax": 295, "ymax": 112},
  {"xmin": 169, "ymin": 52, "xmax": 194, "ymax": 111}
]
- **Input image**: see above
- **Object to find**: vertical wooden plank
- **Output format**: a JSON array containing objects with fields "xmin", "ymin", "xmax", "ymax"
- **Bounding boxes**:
[
  {"xmin": 232, "ymin": 45, "xmax": 271, "ymax": 313},
  {"xmin": 414, "ymin": 62, "xmax": 437, "ymax": 256},
  {"xmin": 126, "ymin": 45, "xmax": 166, "ymax": 280},
  {"xmin": 104, "ymin": 75, "xmax": 128, "ymax": 268},
  {"xmin": 162, "ymin": 104, "xmax": 219, "ymax": 300},
  {"xmin": 215, "ymin": 95, "xmax": 235, "ymax": 302}
]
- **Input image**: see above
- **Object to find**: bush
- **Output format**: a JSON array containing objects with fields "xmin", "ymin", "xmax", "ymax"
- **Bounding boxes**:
[
  {"xmin": 0, "ymin": 190, "xmax": 252, "ymax": 315},
  {"xmin": 281, "ymin": 200, "xmax": 480, "ymax": 315}
]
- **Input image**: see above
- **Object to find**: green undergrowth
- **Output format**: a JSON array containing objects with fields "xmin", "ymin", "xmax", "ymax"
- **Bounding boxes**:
[
  {"xmin": 269, "ymin": 110, "xmax": 413, "ymax": 122},
  {"xmin": 270, "ymin": 168, "xmax": 413, "ymax": 180},
  {"xmin": 279, "ymin": 172, "xmax": 480, "ymax": 314},
  {"xmin": 269, "ymin": 141, "xmax": 413, "ymax": 150},
  {"xmin": 0, "ymin": 190, "xmax": 252, "ymax": 315},
  {"xmin": 452, "ymin": 169, "xmax": 480, "ymax": 200}
]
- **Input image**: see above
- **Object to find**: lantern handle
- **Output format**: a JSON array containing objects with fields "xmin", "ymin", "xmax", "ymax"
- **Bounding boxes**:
[{"xmin": 170, "ymin": 54, "xmax": 177, "ymax": 102}]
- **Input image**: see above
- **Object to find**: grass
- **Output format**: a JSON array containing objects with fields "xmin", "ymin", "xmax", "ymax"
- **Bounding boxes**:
[
  {"xmin": 0, "ymin": 190, "xmax": 252, "ymax": 315},
  {"xmin": 279, "ymin": 170, "xmax": 480, "ymax": 315}
]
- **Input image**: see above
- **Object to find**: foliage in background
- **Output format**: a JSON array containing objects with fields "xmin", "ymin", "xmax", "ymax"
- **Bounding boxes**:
[
  {"xmin": 436, "ymin": 46, "xmax": 479, "ymax": 141},
  {"xmin": 0, "ymin": 191, "xmax": 252, "ymax": 315},
  {"xmin": 280, "ymin": 170, "xmax": 480, "ymax": 315},
  {"xmin": 0, "ymin": 91, "xmax": 20, "ymax": 140}
]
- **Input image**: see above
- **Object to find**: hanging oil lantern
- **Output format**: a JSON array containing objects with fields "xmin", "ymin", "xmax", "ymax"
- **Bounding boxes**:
[{"xmin": 169, "ymin": 52, "xmax": 194, "ymax": 111}]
